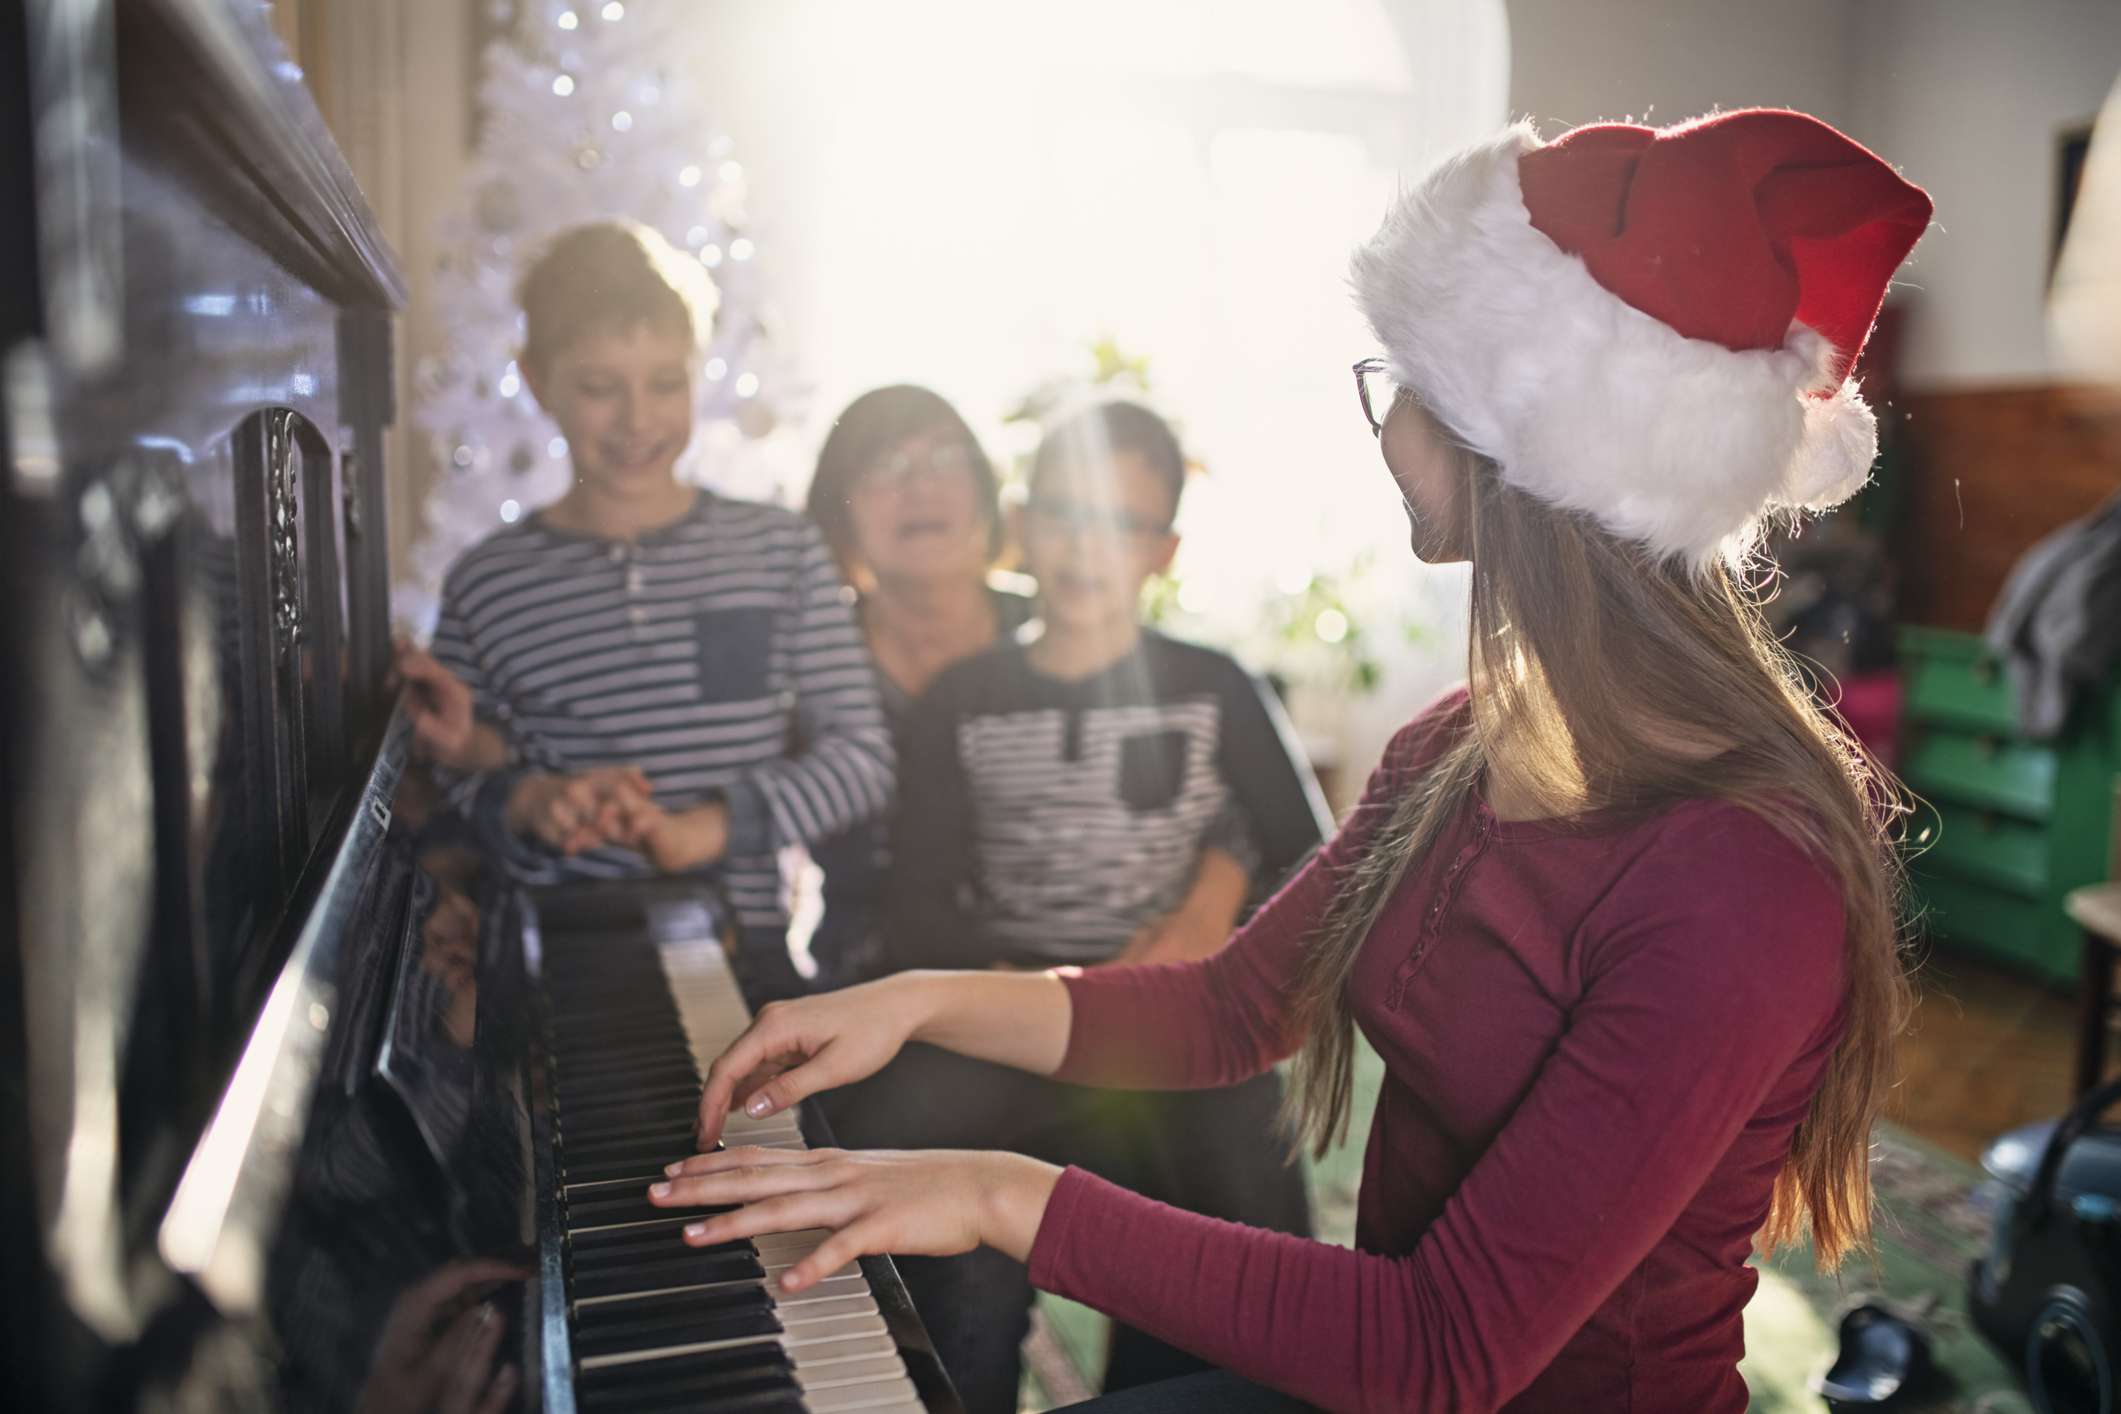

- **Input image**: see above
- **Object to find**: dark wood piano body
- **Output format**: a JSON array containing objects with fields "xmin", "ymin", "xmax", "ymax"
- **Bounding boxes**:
[{"xmin": 0, "ymin": 4, "xmax": 956, "ymax": 1410}]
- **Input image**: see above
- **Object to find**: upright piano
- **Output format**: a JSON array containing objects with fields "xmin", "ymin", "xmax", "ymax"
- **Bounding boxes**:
[{"xmin": 0, "ymin": 3, "xmax": 959, "ymax": 1410}]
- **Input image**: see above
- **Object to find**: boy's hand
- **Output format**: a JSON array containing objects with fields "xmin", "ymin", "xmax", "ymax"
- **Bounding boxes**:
[
  {"xmin": 394, "ymin": 640, "xmax": 477, "ymax": 766},
  {"xmin": 1110, "ymin": 846, "xmax": 1250, "ymax": 967},
  {"xmin": 392, "ymin": 638, "xmax": 516, "ymax": 772},
  {"xmin": 503, "ymin": 766, "xmax": 654, "ymax": 855},
  {"xmin": 640, "ymin": 800, "xmax": 732, "ymax": 874},
  {"xmin": 1112, "ymin": 911, "xmax": 1220, "ymax": 967}
]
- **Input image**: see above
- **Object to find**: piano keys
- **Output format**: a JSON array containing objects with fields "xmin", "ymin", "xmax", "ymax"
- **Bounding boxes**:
[{"xmin": 529, "ymin": 885, "xmax": 958, "ymax": 1413}]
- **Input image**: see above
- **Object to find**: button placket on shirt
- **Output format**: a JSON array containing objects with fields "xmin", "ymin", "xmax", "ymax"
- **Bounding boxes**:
[
  {"xmin": 611, "ymin": 542, "xmax": 649, "ymax": 633},
  {"xmin": 1387, "ymin": 806, "xmax": 1497, "ymax": 1009}
]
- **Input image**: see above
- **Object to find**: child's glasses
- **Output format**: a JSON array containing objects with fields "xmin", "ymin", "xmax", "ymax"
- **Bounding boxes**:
[
  {"xmin": 860, "ymin": 442, "xmax": 975, "ymax": 493},
  {"xmin": 1023, "ymin": 500, "xmax": 1172, "ymax": 540}
]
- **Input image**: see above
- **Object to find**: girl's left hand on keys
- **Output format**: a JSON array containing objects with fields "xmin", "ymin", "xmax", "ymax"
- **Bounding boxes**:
[{"xmin": 647, "ymin": 1146, "xmax": 1063, "ymax": 1292}]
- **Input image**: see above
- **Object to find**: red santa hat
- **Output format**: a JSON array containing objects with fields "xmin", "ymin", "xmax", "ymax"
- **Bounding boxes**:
[{"xmin": 1351, "ymin": 108, "xmax": 1933, "ymax": 569}]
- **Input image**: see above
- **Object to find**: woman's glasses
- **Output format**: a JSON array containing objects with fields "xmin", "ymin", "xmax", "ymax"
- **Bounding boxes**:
[
  {"xmin": 860, "ymin": 441, "xmax": 976, "ymax": 493},
  {"xmin": 1354, "ymin": 357, "xmax": 1396, "ymax": 437}
]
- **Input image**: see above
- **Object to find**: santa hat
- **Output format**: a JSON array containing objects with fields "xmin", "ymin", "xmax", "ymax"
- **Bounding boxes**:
[{"xmin": 1351, "ymin": 109, "xmax": 1932, "ymax": 569}]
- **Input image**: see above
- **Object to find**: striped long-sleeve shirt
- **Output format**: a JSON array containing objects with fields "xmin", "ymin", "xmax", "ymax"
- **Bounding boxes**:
[
  {"xmin": 885, "ymin": 630, "xmax": 1330, "ymax": 970},
  {"xmin": 431, "ymin": 492, "xmax": 894, "ymax": 974}
]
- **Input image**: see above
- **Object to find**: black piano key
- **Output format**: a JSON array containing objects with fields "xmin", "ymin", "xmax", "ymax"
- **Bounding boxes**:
[
  {"xmin": 568, "ymin": 1229, "xmax": 752, "ymax": 1265},
  {"xmin": 568, "ymin": 1249, "xmax": 762, "ymax": 1300},
  {"xmin": 551, "ymin": 1023, "xmax": 689, "ymax": 1051},
  {"xmin": 561, "ymin": 1154, "xmax": 685, "ymax": 1187},
  {"xmin": 549, "ymin": 1029, "xmax": 690, "ymax": 1053},
  {"xmin": 548, "ymin": 987, "xmax": 686, "ymax": 1015},
  {"xmin": 550, "ymin": 981, "xmax": 682, "ymax": 1003},
  {"xmin": 555, "ymin": 1136, "xmax": 695, "ymax": 1170},
  {"xmin": 572, "ymin": 1302, "xmax": 780, "ymax": 1362},
  {"xmin": 573, "ymin": 1345, "xmax": 791, "ymax": 1389},
  {"xmin": 549, "ymin": 1036, "xmax": 695, "ymax": 1066},
  {"xmin": 587, "ymin": 1376, "xmax": 804, "ymax": 1414},
  {"xmin": 560, "ymin": 1093, "xmax": 703, "ymax": 1122},
  {"xmin": 573, "ymin": 1346, "xmax": 796, "ymax": 1410},
  {"xmin": 556, "ymin": 1052, "xmax": 690, "ymax": 1071},
  {"xmin": 552, "ymin": 1053, "xmax": 695, "ymax": 1076},
  {"xmin": 578, "ymin": 1372, "xmax": 797, "ymax": 1412},
  {"xmin": 556, "ymin": 1100, "xmax": 703, "ymax": 1134},
  {"xmin": 548, "ymin": 1032, "xmax": 695, "ymax": 1063},
  {"xmin": 567, "ymin": 1191, "xmax": 723, "ymax": 1227},
  {"xmin": 557, "ymin": 1129, "xmax": 700, "ymax": 1166},
  {"xmin": 558, "ymin": 1102, "xmax": 704, "ymax": 1142},
  {"xmin": 568, "ymin": 1235, "xmax": 753, "ymax": 1272},
  {"xmin": 560, "ymin": 1125, "xmax": 700, "ymax": 1154},
  {"xmin": 551, "ymin": 1102, "xmax": 699, "ymax": 1136},
  {"xmin": 557, "ymin": 993, "xmax": 686, "ymax": 1011},
  {"xmin": 563, "ymin": 1158, "xmax": 720, "ymax": 1199},
  {"xmin": 547, "ymin": 1047, "xmax": 695, "ymax": 1076},
  {"xmin": 554, "ymin": 1069, "xmax": 703, "ymax": 1104},
  {"xmin": 556, "ymin": 1103, "xmax": 698, "ymax": 1134},
  {"xmin": 558, "ymin": 1126, "xmax": 701, "ymax": 1158},
  {"xmin": 550, "ymin": 1003, "xmax": 683, "ymax": 1027},
  {"xmin": 574, "ymin": 1282, "xmax": 771, "ymax": 1328},
  {"xmin": 572, "ymin": 1286, "xmax": 776, "ymax": 1359},
  {"xmin": 568, "ymin": 1214, "xmax": 699, "ymax": 1251}
]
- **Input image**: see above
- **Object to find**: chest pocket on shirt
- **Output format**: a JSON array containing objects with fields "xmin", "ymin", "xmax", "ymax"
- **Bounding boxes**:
[
  {"xmin": 1117, "ymin": 728, "xmax": 1192, "ymax": 812},
  {"xmin": 693, "ymin": 607, "xmax": 776, "ymax": 703}
]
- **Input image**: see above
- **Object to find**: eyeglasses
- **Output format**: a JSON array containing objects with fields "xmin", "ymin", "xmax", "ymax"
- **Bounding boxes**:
[
  {"xmin": 859, "ymin": 441, "xmax": 976, "ymax": 493},
  {"xmin": 1354, "ymin": 357, "xmax": 1398, "ymax": 437},
  {"xmin": 1023, "ymin": 499, "xmax": 1172, "ymax": 540}
]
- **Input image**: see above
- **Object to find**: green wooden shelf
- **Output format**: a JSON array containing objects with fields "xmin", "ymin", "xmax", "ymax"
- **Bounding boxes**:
[{"xmin": 1898, "ymin": 627, "xmax": 2118, "ymax": 988}]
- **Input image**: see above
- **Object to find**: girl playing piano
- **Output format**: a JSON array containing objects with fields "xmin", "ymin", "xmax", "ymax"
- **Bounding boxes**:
[{"xmin": 652, "ymin": 110, "xmax": 1934, "ymax": 1412}]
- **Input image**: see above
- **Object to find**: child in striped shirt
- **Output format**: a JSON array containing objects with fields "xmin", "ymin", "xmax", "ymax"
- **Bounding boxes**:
[
  {"xmin": 405, "ymin": 221, "xmax": 892, "ymax": 998},
  {"xmin": 883, "ymin": 400, "xmax": 1325, "ymax": 1394}
]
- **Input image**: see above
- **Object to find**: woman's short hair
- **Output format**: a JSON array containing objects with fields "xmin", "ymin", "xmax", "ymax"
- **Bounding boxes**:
[
  {"xmin": 516, "ymin": 219, "xmax": 717, "ymax": 372},
  {"xmin": 806, "ymin": 385, "xmax": 1002, "ymax": 572}
]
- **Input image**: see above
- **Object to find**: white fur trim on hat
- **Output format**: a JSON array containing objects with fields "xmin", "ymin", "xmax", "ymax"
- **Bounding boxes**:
[{"xmin": 1349, "ymin": 122, "xmax": 1879, "ymax": 570}]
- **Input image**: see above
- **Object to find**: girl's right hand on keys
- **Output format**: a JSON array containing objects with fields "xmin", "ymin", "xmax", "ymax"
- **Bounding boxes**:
[{"xmin": 694, "ymin": 975, "xmax": 933, "ymax": 1148}]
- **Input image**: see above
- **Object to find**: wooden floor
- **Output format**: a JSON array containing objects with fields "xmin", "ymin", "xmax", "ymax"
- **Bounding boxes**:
[{"xmin": 1891, "ymin": 944, "xmax": 2082, "ymax": 1163}]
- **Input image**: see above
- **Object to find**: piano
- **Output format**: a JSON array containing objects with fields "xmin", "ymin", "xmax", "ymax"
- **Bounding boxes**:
[{"xmin": 0, "ymin": 3, "xmax": 961, "ymax": 1411}]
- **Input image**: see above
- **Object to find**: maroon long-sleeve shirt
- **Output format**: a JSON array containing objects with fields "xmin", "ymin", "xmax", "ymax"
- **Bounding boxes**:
[{"xmin": 1025, "ymin": 689, "xmax": 1847, "ymax": 1413}]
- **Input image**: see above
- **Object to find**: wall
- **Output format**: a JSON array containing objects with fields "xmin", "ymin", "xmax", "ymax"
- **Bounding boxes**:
[
  {"xmin": 272, "ymin": 0, "xmax": 479, "ymax": 605},
  {"xmin": 1898, "ymin": 385, "xmax": 2121, "ymax": 630},
  {"xmin": 1851, "ymin": 0, "xmax": 2121, "ymax": 388},
  {"xmin": 1505, "ymin": 0, "xmax": 1855, "ymax": 132},
  {"xmin": 1506, "ymin": 0, "xmax": 2121, "ymax": 391}
]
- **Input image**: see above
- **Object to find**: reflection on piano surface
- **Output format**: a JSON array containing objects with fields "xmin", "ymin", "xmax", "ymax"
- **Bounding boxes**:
[{"xmin": 0, "ymin": 3, "xmax": 959, "ymax": 1410}]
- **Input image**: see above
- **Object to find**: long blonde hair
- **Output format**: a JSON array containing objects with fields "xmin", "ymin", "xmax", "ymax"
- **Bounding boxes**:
[{"xmin": 1285, "ymin": 444, "xmax": 1911, "ymax": 1269}]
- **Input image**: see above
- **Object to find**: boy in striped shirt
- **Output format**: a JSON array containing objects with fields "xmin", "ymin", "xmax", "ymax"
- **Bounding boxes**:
[
  {"xmin": 884, "ymin": 400, "xmax": 1324, "ymax": 1391},
  {"xmin": 404, "ymin": 222, "xmax": 892, "ymax": 999}
]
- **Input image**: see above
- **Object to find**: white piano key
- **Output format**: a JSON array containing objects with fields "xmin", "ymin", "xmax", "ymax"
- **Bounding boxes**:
[
  {"xmin": 776, "ymin": 1312, "xmax": 892, "ymax": 1348},
  {"xmin": 776, "ymin": 1296, "xmax": 880, "ymax": 1326},
  {"xmin": 793, "ymin": 1352, "xmax": 910, "ymax": 1387},
  {"xmin": 782, "ymin": 1332, "xmax": 901, "ymax": 1363},
  {"xmin": 803, "ymin": 1377, "xmax": 924, "ymax": 1412}
]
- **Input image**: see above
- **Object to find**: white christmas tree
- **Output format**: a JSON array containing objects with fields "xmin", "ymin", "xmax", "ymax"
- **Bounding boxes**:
[{"xmin": 397, "ymin": 0, "xmax": 800, "ymax": 631}]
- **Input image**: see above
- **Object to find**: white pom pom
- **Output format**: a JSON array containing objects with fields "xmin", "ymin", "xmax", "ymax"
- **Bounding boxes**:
[{"xmin": 1779, "ymin": 383, "xmax": 1878, "ymax": 511}]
